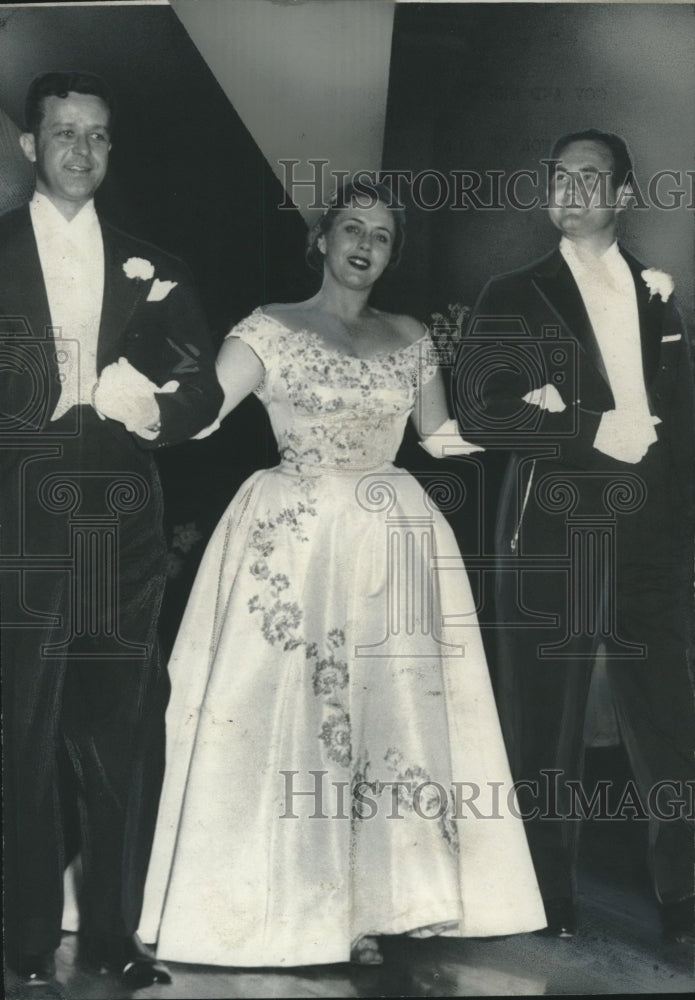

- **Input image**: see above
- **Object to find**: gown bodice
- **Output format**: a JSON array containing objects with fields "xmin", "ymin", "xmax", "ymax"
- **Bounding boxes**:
[{"xmin": 229, "ymin": 308, "xmax": 438, "ymax": 473}]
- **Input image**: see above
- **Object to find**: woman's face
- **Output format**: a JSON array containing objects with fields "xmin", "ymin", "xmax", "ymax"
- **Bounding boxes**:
[{"xmin": 318, "ymin": 199, "xmax": 396, "ymax": 288}]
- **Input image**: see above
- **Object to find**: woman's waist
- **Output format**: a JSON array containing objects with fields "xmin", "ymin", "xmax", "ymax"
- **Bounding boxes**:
[{"xmin": 276, "ymin": 457, "xmax": 396, "ymax": 478}]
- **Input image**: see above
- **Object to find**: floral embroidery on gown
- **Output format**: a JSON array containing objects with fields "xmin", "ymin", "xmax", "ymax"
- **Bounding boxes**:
[{"xmin": 139, "ymin": 308, "xmax": 545, "ymax": 966}]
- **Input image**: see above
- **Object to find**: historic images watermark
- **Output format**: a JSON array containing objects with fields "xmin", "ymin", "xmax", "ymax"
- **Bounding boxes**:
[
  {"xmin": 277, "ymin": 160, "xmax": 695, "ymax": 212},
  {"xmin": 279, "ymin": 769, "xmax": 695, "ymax": 823}
]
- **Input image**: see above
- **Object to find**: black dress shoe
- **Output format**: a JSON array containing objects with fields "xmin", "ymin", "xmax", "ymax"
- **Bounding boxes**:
[
  {"xmin": 535, "ymin": 898, "xmax": 576, "ymax": 938},
  {"xmin": 79, "ymin": 932, "xmax": 172, "ymax": 988},
  {"xmin": 12, "ymin": 951, "xmax": 56, "ymax": 981},
  {"xmin": 6, "ymin": 952, "xmax": 65, "ymax": 999},
  {"xmin": 661, "ymin": 897, "xmax": 695, "ymax": 944}
]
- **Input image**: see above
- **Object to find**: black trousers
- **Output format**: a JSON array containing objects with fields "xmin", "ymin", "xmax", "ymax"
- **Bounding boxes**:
[
  {"xmin": 2, "ymin": 411, "xmax": 170, "ymax": 961},
  {"xmin": 493, "ymin": 445, "xmax": 695, "ymax": 904}
]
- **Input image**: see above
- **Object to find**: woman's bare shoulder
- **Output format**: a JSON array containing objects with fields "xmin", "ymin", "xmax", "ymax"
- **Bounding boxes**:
[
  {"xmin": 262, "ymin": 301, "xmax": 312, "ymax": 325},
  {"xmin": 374, "ymin": 309, "xmax": 427, "ymax": 346}
]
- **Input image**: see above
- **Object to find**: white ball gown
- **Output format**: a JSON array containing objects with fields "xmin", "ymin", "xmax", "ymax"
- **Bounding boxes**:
[{"xmin": 138, "ymin": 308, "xmax": 546, "ymax": 966}]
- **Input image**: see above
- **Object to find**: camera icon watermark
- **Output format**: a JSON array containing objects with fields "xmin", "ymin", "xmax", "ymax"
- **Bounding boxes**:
[
  {"xmin": 454, "ymin": 315, "xmax": 579, "ymax": 444},
  {"xmin": 1, "ymin": 318, "xmax": 82, "ymax": 437}
]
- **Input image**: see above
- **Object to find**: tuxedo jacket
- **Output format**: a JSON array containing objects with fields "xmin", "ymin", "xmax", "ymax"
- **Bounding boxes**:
[
  {"xmin": 0, "ymin": 204, "xmax": 223, "ymax": 476},
  {"xmin": 453, "ymin": 246, "xmax": 695, "ymax": 553}
]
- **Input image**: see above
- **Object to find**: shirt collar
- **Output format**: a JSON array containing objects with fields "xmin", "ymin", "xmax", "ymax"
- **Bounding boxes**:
[
  {"xmin": 30, "ymin": 191, "xmax": 99, "ymax": 240},
  {"xmin": 560, "ymin": 236, "xmax": 621, "ymax": 272}
]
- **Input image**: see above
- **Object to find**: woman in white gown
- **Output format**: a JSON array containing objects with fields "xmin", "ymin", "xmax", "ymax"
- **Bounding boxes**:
[{"xmin": 139, "ymin": 181, "xmax": 546, "ymax": 966}]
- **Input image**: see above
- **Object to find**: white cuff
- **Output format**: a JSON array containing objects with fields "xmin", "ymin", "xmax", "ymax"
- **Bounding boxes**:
[
  {"xmin": 593, "ymin": 410, "xmax": 657, "ymax": 464},
  {"xmin": 419, "ymin": 418, "xmax": 484, "ymax": 458},
  {"xmin": 133, "ymin": 423, "xmax": 161, "ymax": 441}
]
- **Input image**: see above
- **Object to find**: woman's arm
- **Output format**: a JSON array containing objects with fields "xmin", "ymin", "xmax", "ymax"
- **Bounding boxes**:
[
  {"xmin": 410, "ymin": 367, "xmax": 451, "ymax": 438},
  {"xmin": 412, "ymin": 365, "xmax": 484, "ymax": 457},
  {"xmin": 193, "ymin": 337, "xmax": 265, "ymax": 439},
  {"xmin": 393, "ymin": 307, "xmax": 482, "ymax": 453},
  {"xmin": 386, "ymin": 312, "xmax": 451, "ymax": 438},
  {"xmin": 214, "ymin": 336, "xmax": 265, "ymax": 422}
]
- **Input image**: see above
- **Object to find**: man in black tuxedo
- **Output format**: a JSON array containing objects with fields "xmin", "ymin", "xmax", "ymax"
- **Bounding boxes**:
[
  {"xmin": 1, "ymin": 72, "xmax": 223, "ymax": 992},
  {"xmin": 453, "ymin": 130, "xmax": 694, "ymax": 942}
]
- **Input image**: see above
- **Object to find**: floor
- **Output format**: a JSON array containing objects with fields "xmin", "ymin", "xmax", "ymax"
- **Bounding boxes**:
[{"xmin": 5, "ymin": 750, "xmax": 694, "ymax": 998}]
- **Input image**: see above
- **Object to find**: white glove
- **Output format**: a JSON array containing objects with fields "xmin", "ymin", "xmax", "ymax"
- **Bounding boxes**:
[
  {"xmin": 419, "ymin": 418, "xmax": 484, "ymax": 458},
  {"xmin": 522, "ymin": 383, "xmax": 566, "ymax": 413},
  {"xmin": 593, "ymin": 410, "xmax": 658, "ymax": 464},
  {"xmin": 93, "ymin": 357, "xmax": 179, "ymax": 437}
]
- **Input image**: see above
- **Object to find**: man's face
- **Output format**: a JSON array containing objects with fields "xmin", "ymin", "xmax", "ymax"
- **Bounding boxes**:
[
  {"xmin": 20, "ymin": 92, "xmax": 111, "ymax": 220},
  {"xmin": 547, "ymin": 139, "xmax": 622, "ymax": 244}
]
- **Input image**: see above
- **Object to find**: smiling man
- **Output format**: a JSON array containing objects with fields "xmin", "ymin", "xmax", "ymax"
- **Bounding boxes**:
[
  {"xmin": 453, "ymin": 129, "xmax": 695, "ymax": 944},
  {"xmin": 0, "ymin": 71, "xmax": 222, "ymax": 995},
  {"xmin": 19, "ymin": 85, "xmax": 111, "ymax": 220}
]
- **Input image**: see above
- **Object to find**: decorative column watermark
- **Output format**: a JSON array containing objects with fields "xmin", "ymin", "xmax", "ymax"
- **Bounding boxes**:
[{"xmin": 353, "ymin": 471, "xmax": 467, "ymax": 657}]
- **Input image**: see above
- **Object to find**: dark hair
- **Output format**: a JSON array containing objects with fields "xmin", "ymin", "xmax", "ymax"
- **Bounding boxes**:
[
  {"xmin": 25, "ymin": 71, "xmax": 115, "ymax": 135},
  {"xmin": 548, "ymin": 129, "xmax": 634, "ymax": 191},
  {"xmin": 305, "ymin": 177, "xmax": 406, "ymax": 273}
]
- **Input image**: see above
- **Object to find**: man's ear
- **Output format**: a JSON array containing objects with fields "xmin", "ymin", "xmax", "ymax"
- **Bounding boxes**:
[
  {"xmin": 317, "ymin": 235, "xmax": 326, "ymax": 255},
  {"xmin": 613, "ymin": 181, "xmax": 633, "ymax": 214},
  {"xmin": 19, "ymin": 132, "xmax": 37, "ymax": 164}
]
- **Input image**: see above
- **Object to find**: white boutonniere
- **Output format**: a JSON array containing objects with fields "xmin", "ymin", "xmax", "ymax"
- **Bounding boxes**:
[
  {"xmin": 122, "ymin": 257, "xmax": 178, "ymax": 301},
  {"xmin": 641, "ymin": 268, "xmax": 674, "ymax": 302},
  {"xmin": 123, "ymin": 256, "xmax": 155, "ymax": 281}
]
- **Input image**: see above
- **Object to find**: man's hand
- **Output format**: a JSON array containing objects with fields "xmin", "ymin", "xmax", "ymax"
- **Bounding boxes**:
[{"xmin": 93, "ymin": 357, "xmax": 179, "ymax": 437}]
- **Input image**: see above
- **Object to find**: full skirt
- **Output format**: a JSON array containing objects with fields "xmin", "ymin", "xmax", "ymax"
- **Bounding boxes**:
[{"xmin": 139, "ymin": 462, "xmax": 545, "ymax": 965}]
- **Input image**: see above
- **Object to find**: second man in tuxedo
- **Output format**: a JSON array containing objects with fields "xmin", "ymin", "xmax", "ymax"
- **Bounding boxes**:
[{"xmin": 453, "ymin": 129, "xmax": 694, "ymax": 942}]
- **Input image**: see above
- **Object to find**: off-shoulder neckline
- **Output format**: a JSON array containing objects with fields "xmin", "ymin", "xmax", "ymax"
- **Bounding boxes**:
[{"xmin": 252, "ymin": 306, "xmax": 430, "ymax": 362}]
